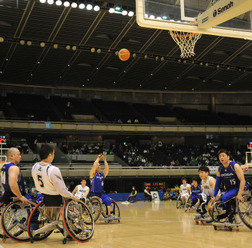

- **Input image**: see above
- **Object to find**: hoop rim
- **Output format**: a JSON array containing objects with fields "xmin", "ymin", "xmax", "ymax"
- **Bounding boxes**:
[{"xmin": 170, "ymin": 30, "xmax": 200, "ymax": 38}]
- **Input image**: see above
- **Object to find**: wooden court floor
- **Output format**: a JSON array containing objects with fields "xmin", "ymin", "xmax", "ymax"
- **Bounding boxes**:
[{"xmin": 1, "ymin": 200, "xmax": 252, "ymax": 248}]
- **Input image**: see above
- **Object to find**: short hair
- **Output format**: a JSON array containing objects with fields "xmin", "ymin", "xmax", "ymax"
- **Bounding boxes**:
[
  {"xmin": 7, "ymin": 147, "xmax": 19, "ymax": 158},
  {"xmin": 81, "ymin": 179, "xmax": 86, "ymax": 182},
  {"xmin": 198, "ymin": 166, "xmax": 209, "ymax": 173},
  {"xmin": 192, "ymin": 177, "xmax": 198, "ymax": 182},
  {"xmin": 181, "ymin": 177, "xmax": 187, "ymax": 182},
  {"xmin": 217, "ymin": 149, "xmax": 231, "ymax": 157},
  {"xmin": 39, "ymin": 144, "xmax": 54, "ymax": 160}
]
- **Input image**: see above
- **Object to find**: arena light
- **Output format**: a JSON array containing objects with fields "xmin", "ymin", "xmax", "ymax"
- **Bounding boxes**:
[
  {"xmin": 86, "ymin": 4, "xmax": 93, "ymax": 10},
  {"xmin": 71, "ymin": 2, "xmax": 77, "ymax": 8},
  {"xmin": 40, "ymin": 0, "xmax": 46, "ymax": 3},
  {"xmin": 55, "ymin": 0, "xmax": 62, "ymax": 6},
  {"xmin": 122, "ymin": 10, "xmax": 128, "ymax": 16},
  {"xmin": 47, "ymin": 0, "xmax": 54, "ymax": 5},
  {"xmin": 79, "ymin": 3, "xmax": 85, "ymax": 9},
  {"xmin": 63, "ymin": 1, "xmax": 70, "ymax": 7},
  {"xmin": 109, "ymin": 8, "xmax": 114, "ymax": 13},
  {"xmin": 128, "ymin": 11, "xmax": 134, "ymax": 17},
  {"xmin": 94, "ymin": 5, "xmax": 100, "ymax": 11},
  {"xmin": 0, "ymin": 37, "xmax": 4, "ymax": 43}
]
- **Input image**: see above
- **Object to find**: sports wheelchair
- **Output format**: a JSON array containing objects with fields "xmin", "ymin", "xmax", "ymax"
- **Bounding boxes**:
[
  {"xmin": 1, "ymin": 199, "xmax": 38, "ymax": 242},
  {"xmin": 209, "ymin": 194, "xmax": 252, "ymax": 230},
  {"xmin": 26, "ymin": 199, "xmax": 94, "ymax": 244},
  {"xmin": 87, "ymin": 196, "xmax": 120, "ymax": 223},
  {"xmin": 238, "ymin": 194, "xmax": 252, "ymax": 230}
]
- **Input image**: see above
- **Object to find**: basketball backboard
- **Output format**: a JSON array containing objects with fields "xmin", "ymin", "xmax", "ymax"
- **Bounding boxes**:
[{"xmin": 136, "ymin": 0, "xmax": 252, "ymax": 39}]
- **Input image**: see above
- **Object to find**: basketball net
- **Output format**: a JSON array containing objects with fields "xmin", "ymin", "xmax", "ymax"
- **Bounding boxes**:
[{"xmin": 170, "ymin": 30, "xmax": 202, "ymax": 58}]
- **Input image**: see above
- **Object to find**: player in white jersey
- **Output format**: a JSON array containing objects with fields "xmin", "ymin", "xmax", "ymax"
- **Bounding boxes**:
[
  {"xmin": 179, "ymin": 178, "xmax": 190, "ymax": 205},
  {"xmin": 32, "ymin": 144, "xmax": 78, "ymax": 219},
  {"xmin": 72, "ymin": 179, "xmax": 90, "ymax": 202},
  {"xmin": 197, "ymin": 166, "xmax": 216, "ymax": 218}
]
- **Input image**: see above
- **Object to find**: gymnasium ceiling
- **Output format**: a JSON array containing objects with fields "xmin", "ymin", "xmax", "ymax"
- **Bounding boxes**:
[{"xmin": 0, "ymin": 0, "xmax": 252, "ymax": 92}]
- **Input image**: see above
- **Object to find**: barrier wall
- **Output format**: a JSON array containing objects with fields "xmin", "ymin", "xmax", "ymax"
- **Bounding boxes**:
[{"xmin": 108, "ymin": 192, "xmax": 165, "ymax": 202}]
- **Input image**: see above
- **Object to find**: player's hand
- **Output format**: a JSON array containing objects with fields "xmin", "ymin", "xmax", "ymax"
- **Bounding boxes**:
[
  {"xmin": 102, "ymin": 153, "xmax": 107, "ymax": 161},
  {"xmin": 71, "ymin": 196, "xmax": 79, "ymax": 202},
  {"xmin": 19, "ymin": 195, "xmax": 29, "ymax": 204},
  {"xmin": 236, "ymin": 194, "xmax": 244, "ymax": 203},
  {"xmin": 98, "ymin": 153, "xmax": 103, "ymax": 160}
]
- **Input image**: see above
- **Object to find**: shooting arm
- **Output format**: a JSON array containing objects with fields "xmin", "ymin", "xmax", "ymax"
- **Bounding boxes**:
[
  {"xmin": 103, "ymin": 154, "xmax": 109, "ymax": 178},
  {"xmin": 90, "ymin": 154, "xmax": 102, "ymax": 178}
]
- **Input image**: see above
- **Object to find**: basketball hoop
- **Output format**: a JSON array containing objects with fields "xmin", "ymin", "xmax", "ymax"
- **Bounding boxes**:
[{"xmin": 170, "ymin": 30, "xmax": 202, "ymax": 58}]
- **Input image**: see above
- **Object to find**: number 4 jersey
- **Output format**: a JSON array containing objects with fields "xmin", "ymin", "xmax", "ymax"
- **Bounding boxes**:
[{"xmin": 32, "ymin": 161, "xmax": 73, "ymax": 198}]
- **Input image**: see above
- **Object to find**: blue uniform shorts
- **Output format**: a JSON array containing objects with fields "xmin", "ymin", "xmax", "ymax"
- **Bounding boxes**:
[
  {"xmin": 191, "ymin": 195, "xmax": 198, "ymax": 205},
  {"xmin": 101, "ymin": 193, "xmax": 112, "ymax": 206},
  {"xmin": 221, "ymin": 187, "xmax": 239, "ymax": 204}
]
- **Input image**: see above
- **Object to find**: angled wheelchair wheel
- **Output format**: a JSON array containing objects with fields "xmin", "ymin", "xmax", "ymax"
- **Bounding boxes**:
[
  {"xmin": 1, "ymin": 200, "xmax": 37, "ymax": 242},
  {"xmin": 176, "ymin": 196, "xmax": 182, "ymax": 209},
  {"xmin": 185, "ymin": 196, "xmax": 192, "ymax": 211},
  {"xmin": 27, "ymin": 201, "xmax": 54, "ymax": 241},
  {"xmin": 102, "ymin": 198, "xmax": 120, "ymax": 223},
  {"xmin": 62, "ymin": 199, "xmax": 94, "ymax": 243},
  {"xmin": 238, "ymin": 195, "xmax": 252, "ymax": 230},
  {"xmin": 88, "ymin": 196, "xmax": 102, "ymax": 223},
  {"xmin": 0, "ymin": 203, "xmax": 4, "ymax": 236}
]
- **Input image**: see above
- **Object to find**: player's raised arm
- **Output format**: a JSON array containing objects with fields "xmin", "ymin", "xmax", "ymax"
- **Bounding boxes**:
[
  {"xmin": 103, "ymin": 153, "xmax": 109, "ymax": 178},
  {"xmin": 90, "ymin": 153, "xmax": 103, "ymax": 178},
  {"xmin": 234, "ymin": 163, "xmax": 246, "ymax": 202}
]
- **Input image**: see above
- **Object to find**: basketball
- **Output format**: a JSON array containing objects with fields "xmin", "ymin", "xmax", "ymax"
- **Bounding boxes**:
[{"xmin": 118, "ymin": 48, "xmax": 130, "ymax": 61}]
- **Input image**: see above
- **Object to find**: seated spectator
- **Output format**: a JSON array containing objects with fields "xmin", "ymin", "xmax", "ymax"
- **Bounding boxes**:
[
  {"xmin": 144, "ymin": 186, "xmax": 152, "ymax": 201},
  {"xmin": 163, "ymin": 191, "xmax": 169, "ymax": 200},
  {"xmin": 122, "ymin": 186, "xmax": 137, "ymax": 205},
  {"xmin": 134, "ymin": 118, "xmax": 139, "ymax": 124}
]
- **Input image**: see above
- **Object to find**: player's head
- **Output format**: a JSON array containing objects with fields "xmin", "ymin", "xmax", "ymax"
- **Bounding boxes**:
[
  {"xmin": 132, "ymin": 186, "xmax": 135, "ymax": 190},
  {"xmin": 198, "ymin": 166, "xmax": 209, "ymax": 180},
  {"xmin": 217, "ymin": 149, "xmax": 231, "ymax": 164},
  {"xmin": 81, "ymin": 179, "xmax": 86, "ymax": 186},
  {"xmin": 191, "ymin": 177, "xmax": 198, "ymax": 187},
  {"xmin": 181, "ymin": 177, "xmax": 187, "ymax": 184},
  {"xmin": 39, "ymin": 144, "xmax": 55, "ymax": 163},
  {"xmin": 7, "ymin": 147, "xmax": 21, "ymax": 164},
  {"xmin": 96, "ymin": 162, "xmax": 101, "ymax": 173}
]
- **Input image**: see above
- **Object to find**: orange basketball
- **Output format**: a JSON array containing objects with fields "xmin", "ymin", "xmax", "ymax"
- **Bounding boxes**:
[{"xmin": 118, "ymin": 48, "xmax": 130, "ymax": 61}]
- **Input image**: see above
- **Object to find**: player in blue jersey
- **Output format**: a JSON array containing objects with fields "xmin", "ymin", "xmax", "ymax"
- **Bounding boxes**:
[
  {"xmin": 1, "ymin": 147, "xmax": 29, "ymax": 205},
  {"xmin": 211, "ymin": 149, "xmax": 245, "ymax": 222},
  {"xmin": 189, "ymin": 177, "xmax": 201, "ymax": 206},
  {"xmin": 90, "ymin": 153, "xmax": 111, "ymax": 217}
]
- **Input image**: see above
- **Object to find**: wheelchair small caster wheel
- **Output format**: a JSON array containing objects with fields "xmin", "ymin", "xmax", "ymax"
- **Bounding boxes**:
[
  {"xmin": 30, "ymin": 238, "xmax": 34, "ymax": 243},
  {"xmin": 63, "ymin": 238, "xmax": 67, "ymax": 244}
]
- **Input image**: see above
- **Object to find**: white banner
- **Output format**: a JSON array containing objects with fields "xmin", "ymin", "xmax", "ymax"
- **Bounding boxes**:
[
  {"xmin": 151, "ymin": 191, "xmax": 160, "ymax": 201},
  {"xmin": 209, "ymin": 166, "xmax": 218, "ymax": 175}
]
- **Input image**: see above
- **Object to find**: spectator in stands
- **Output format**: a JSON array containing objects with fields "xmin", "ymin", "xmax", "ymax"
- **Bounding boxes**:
[
  {"xmin": 134, "ymin": 118, "xmax": 139, "ymax": 124},
  {"xmin": 144, "ymin": 186, "xmax": 152, "ymax": 201}
]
